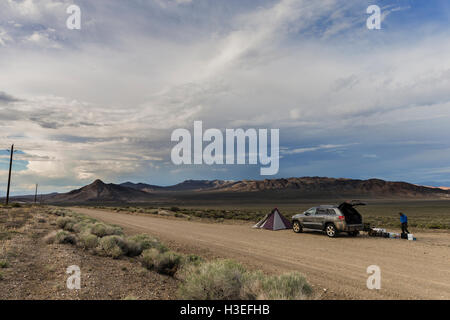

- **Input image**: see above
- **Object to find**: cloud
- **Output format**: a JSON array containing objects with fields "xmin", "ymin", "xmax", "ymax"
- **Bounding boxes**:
[
  {"xmin": 283, "ymin": 144, "xmax": 359, "ymax": 155},
  {"xmin": 0, "ymin": 28, "xmax": 13, "ymax": 46},
  {"xmin": 0, "ymin": 91, "xmax": 20, "ymax": 104},
  {"xmin": 1, "ymin": 0, "xmax": 450, "ymax": 193}
]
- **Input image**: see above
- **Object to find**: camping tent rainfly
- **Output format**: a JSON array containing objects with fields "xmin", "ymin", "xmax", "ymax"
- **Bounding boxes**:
[{"xmin": 253, "ymin": 208, "xmax": 292, "ymax": 230}]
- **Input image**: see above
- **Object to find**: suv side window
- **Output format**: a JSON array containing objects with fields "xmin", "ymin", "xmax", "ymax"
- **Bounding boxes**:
[
  {"xmin": 326, "ymin": 209, "xmax": 336, "ymax": 215},
  {"xmin": 316, "ymin": 208, "xmax": 327, "ymax": 215},
  {"xmin": 305, "ymin": 208, "xmax": 316, "ymax": 215}
]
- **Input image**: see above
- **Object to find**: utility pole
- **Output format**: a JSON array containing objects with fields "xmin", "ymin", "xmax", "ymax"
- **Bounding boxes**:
[
  {"xmin": 5, "ymin": 144, "xmax": 14, "ymax": 206},
  {"xmin": 34, "ymin": 184, "xmax": 38, "ymax": 204}
]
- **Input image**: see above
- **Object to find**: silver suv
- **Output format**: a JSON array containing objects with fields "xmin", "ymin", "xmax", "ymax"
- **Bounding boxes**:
[{"xmin": 292, "ymin": 202, "xmax": 365, "ymax": 237}]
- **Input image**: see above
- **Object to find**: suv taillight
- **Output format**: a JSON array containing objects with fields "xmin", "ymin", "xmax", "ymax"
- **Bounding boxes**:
[{"xmin": 338, "ymin": 216, "xmax": 345, "ymax": 220}]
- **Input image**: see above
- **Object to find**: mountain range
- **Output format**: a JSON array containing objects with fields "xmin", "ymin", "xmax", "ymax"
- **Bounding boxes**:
[{"xmin": 10, "ymin": 177, "xmax": 450, "ymax": 204}]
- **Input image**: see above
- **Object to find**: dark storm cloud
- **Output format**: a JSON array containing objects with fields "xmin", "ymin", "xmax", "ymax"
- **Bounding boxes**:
[{"xmin": 0, "ymin": 91, "xmax": 20, "ymax": 104}]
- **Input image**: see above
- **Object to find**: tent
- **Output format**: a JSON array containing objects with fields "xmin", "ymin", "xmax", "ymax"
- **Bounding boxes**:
[{"xmin": 253, "ymin": 208, "xmax": 292, "ymax": 230}]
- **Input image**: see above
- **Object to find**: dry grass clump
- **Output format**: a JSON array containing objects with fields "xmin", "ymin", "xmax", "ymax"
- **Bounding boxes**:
[
  {"xmin": 97, "ymin": 235, "xmax": 144, "ymax": 258},
  {"xmin": 178, "ymin": 259, "xmax": 247, "ymax": 299},
  {"xmin": 78, "ymin": 233, "xmax": 99, "ymax": 249},
  {"xmin": 183, "ymin": 254, "xmax": 205, "ymax": 267},
  {"xmin": 156, "ymin": 251, "xmax": 183, "ymax": 276},
  {"xmin": 141, "ymin": 248, "xmax": 160, "ymax": 269},
  {"xmin": 123, "ymin": 238, "xmax": 143, "ymax": 257},
  {"xmin": 55, "ymin": 230, "xmax": 76, "ymax": 245},
  {"xmin": 56, "ymin": 216, "xmax": 78, "ymax": 231},
  {"xmin": 242, "ymin": 272, "xmax": 313, "ymax": 300},
  {"xmin": 142, "ymin": 248, "xmax": 182, "ymax": 276},
  {"xmin": 46, "ymin": 208, "xmax": 70, "ymax": 216},
  {"xmin": 139, "ymin": 235, "xmax": 181, "ymax": 276},
  {"xmin": 177, "ymin": 259, "xmax": 313, "ymax": 300},
  {"xmin": 98, "ymin": 235, "xmax": 127, "ymax": 259},
  {"xmin": 90, "ymin": 223, "xmax": 123, "ymax": 238},
  {"xmin": 72, "ymin": 220, "xmax": 93, "ymax": 234},
  {"xmin": 128, "ymin": 234, "xmax": 167, "ymax": 252}
]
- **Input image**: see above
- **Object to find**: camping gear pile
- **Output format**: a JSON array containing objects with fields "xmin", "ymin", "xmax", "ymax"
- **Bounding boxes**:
[
  {"xmin": 254, "ymin": 208, "xmax": 417, "ymax": 241},
  {"xmin": 368, "ymin": 227, "xmax": 416, "ymax": 240},
  {"xmin": 253, "ymin": 208, "xmax": 292, "ymax": 231}
]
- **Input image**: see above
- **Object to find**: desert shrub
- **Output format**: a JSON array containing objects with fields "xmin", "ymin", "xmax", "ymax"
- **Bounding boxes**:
[
  {"xmin": 155, "ymin": 251, "xmax": 182, "ymax": 275},
  {"xmin": 54, "ymin": 209, "xmax": 65, "ymax": 216},
  {"xmin": 97, "ymin": 234, "xmax": 142, "ymax": 258},
  {"xmin": 242, "ymin": 272, "xmax": 312, "ymax": 300},
  {"xmin": 178, "ymin": 260, "xmax": 313, "ymax": 300},
  {"xmin": 64, "ymin": 222, "xmax": 76, "ymax": 231},
  {"xmin": 142, "ymin": 248, "xmax": 160, "ymax": 269},
  {"xmin": 104, "ymin": 224, "xmax": 123, "ymax": 236},
  {"xmin": 99, "ymin": 235, "xmax": 127, "ymax": 258},
  {"xmin": 0, "ymin": 260, "xmax": 8, "ymax": 268},
  {"xmin": 56, "ymin": 217, "xmax": 76, "ymax": 229},
  {"xmin": 142, "ymin": 249, "xmax": 182, "ymax": 276},
  {"xmin": 48, "ymin": 208, "xmax": 69, "ymax": 216},
  {"xmin": 128, "ymin": 234, "xmax": 167, "ymax": 252},
  {"xmin": 89, "ymin": 223, "xmax": 107, "ymax": 237},
  {"xmin": 55, "ymin": 230, "xmax": 76, "ymax": 245},
  {"xmin": 78, "ymin": 233, "xmax": 99, "ymax": 249},
  {"xmin": 73, "ymin": 221, "xmax": 93, "ymax": 234},
  {"xmin": 178, "ymin": 259, "xmax": 247, "ymax": 300},
  {"xmin": 128, "ymin": 234, "xmax": 152, "ymax": 250},
  {"xmin": 170, "ymin": 207, "xmax": 180, "ymax": 212},
  {"xmin": 183, "ymin": 254, "xmax": 205, "ymax": 266},
  {"xmin": 123, "ymin": 238, "xmax": 143, "ymax": 257},
  {"xmin": 11, "ymin": 203, "xmax": 21, "ymax": 208},
  {"xmin": 90, "ymin": 223, "xmax": 123, "ymax": 237}
]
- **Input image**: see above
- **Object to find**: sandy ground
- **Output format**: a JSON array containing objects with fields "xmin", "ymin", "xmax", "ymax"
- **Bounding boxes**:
[{"xmin": 70, "ymin": 207, "xmax": 450, "ymax": 300}]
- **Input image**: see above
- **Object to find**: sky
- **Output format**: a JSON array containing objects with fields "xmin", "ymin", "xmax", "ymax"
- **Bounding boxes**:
[{"xmin": 1, "ymin": 0, "xmax": 450, "ymax": 195}]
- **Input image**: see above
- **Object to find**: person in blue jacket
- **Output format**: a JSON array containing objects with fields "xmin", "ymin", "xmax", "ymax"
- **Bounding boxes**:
[{"xmin": 399, "ymin": 212, "xmax": 409, "ymax": 234}]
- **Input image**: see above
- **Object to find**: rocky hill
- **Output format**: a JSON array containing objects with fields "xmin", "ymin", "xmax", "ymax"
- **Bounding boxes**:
[
  {"xmin": 11, "ymin": 177, "xmax": 450, "ymax": 203},
  {"xmin": 47, "ymin": 179, "xmax": 151, "ymax": 203}
]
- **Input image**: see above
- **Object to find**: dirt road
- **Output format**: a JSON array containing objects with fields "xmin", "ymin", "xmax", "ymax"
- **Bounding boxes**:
[{"xmin": 70, "ymin": 207, "xmax": 450, "ymax": 300}]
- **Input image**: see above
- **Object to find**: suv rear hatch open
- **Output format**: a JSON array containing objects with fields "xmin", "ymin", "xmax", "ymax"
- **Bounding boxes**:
[{"xmin": 338, "ymin": 201, "xmax": 365, "ymax": 225}]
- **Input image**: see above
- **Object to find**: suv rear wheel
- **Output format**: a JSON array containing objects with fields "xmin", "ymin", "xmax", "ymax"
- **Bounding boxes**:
[
  {"xmin": 292, "ymin": 221, "xmax": 303, "ymax": 233},
  {"xmin": 325, "ymin": 224, "xmax": 337, "ymax": 238}
]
